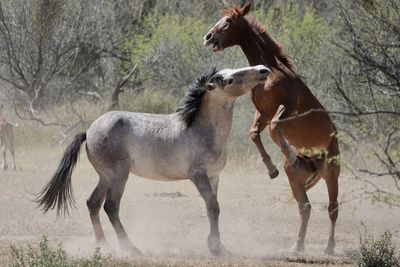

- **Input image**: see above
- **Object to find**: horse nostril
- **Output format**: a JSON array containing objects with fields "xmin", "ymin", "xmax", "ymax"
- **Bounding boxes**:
[
  {"xmin": 205, "ymin": 33, "xmax": 213, "ymax": 41},
  {"xmin": 259, "ymin": 68, "xmax": 269, "ymax": 74}
]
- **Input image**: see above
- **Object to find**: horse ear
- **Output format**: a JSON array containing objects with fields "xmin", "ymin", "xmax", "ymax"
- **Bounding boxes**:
[
  {"xmin": 205, "ymin": 83, "xmax": 216, "ymax": 91},
  {"xmin": 241, "ymin": 2, "xmax": 251, "ymax": 16}
]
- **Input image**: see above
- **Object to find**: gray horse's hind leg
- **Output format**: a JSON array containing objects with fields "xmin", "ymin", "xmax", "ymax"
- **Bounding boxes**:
[
  {"xmin": 191, "ymin": 172, "xmax": 228, "ymax": 256},
  {"xmin": 209, "ymin": 175, "xmax": 219, "ymax": 195},
  {"xmin": 86, "ymin": 175, "xmax": 108, "ymax": 245},
  {"xmin": 103, "ymin": 164, "xmax": 141, "ymax": 256}
]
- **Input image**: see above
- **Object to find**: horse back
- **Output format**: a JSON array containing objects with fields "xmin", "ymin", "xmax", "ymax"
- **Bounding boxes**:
[{"xmin": 253, "ymin": 69, "xmax": 336, "ymax": 150}]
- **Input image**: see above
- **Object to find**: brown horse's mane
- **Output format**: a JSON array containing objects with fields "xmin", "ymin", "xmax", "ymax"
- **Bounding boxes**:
[{"xmin": 223, "ymin": 6, "xmax": 295, "ymax": 72}]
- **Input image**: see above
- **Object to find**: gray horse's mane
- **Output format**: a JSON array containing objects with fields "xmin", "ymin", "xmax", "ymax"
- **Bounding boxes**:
[{"xmin": 176, "ymin": 67, "xmax": 219, "ymax": 127}]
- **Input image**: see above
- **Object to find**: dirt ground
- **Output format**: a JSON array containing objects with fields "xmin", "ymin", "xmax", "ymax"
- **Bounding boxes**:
[{"xmin": 0, "ymin": 146, "xmax": 399, "ymax": 266}]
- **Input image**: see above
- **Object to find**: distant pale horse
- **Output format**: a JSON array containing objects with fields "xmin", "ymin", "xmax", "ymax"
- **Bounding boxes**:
[
  {"xmin": 0, "ymin": 104, "xmax": 17, "ymax": 171},
  {"xmin": 36, "ymin": 65, "xmax": 270, "ymax": 256}
]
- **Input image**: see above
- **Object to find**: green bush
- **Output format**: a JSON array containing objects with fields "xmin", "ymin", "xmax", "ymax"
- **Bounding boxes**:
[
  {"xmin": 356, "ymin": 231, "xmax": 400, "ymax": 267},
  {"xmin": 124, "ymin": 13, "xmax": 245, "ymax": 96},
  {"xmin": 9, "ymin": 237, "xmax": 110, "ymax": 267},
  {"xmin": 119, "ymin": 89, "xmax": 178, "ymax": 114}
]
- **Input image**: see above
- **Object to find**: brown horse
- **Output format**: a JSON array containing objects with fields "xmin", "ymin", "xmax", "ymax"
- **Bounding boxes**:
[{"xmin": 203, "ymin": 3, "xmax": 340, "ymax": 255}]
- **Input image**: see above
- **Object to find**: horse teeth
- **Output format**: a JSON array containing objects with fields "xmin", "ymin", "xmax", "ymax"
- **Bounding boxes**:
[{"xmin": 213, "ymin": 43, "xmax": 218, "ymax": 51}]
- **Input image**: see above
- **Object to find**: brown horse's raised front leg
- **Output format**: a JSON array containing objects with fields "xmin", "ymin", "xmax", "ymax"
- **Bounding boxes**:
[
  {"xmin": 270, "ymin": 105, "xmax": 297, "ymax": 165},
  {"xmin": 250, "ymin": 111, "xmax": 279, "ymax": 179}
]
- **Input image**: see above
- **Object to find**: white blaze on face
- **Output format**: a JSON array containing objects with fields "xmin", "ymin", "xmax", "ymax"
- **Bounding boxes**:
[
  {"xmin": 216, "ymin": 16, "xmax": 229, "ymax": 29},
  {"xmin": 204, "ymin": 16, "xmax": 230, "ymax": 51},
  {"xmin": 207, "ymin": 16, "xmax": 228, "ymax": 34}
]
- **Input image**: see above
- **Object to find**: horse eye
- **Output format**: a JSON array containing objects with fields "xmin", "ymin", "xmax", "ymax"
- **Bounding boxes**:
[{"xmin": 226, "ymin": 18, "xmax": 232, "ymax": 23}]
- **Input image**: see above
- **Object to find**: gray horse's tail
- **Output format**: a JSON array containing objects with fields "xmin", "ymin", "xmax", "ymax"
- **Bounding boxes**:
[{"xmin": 36, "ymin": 132, "xmax": 86, "ymax": 215}]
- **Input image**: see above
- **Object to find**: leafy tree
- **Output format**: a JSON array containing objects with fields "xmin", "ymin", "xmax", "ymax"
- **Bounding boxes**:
[
  {"xmin": 0, "ymin": 0, "xmax": 138, "ymax": 125},
  {"xmin": 332, "ymin": 0, "xmax": 400, "ymax": 207}
]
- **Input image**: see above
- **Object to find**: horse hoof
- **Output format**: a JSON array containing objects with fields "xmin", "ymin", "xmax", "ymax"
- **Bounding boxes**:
[
  {"xmin": 121, "ymin": 244, "xmax": 142, "ymax": 257},
  {"xmin": 208, "ymin": 237, "xmax": 230, "ymax": 257},
  {"xmin": 269, "ymin": 168, "xmax": 279, "ymax": 179},
  {"xmin": 290, "ymin": 242, "xmax": 305, "ymax": 254},
  {"xmin": 209, "ymin": 244, "xmax": 230, "ymax": 257}
]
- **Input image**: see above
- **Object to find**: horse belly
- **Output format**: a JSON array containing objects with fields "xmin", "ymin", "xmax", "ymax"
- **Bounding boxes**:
[
  {"xmin": 130, "ymin": 149, "xmax": 189, "ymax": 181},
  {"xmin": 276, "ymin": 114, "xmax": 335, "ymax": 150}
]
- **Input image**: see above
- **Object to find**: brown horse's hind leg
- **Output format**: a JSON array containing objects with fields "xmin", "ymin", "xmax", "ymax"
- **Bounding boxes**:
[
  {"xmin": 322, "ymin": 140, "xmax": 340, "ymax": 255},
  {"xmin": 250, "ymin": 111, "xmax": 279, "ymax": 179},
  {"xmin": 86, "ymin": 175, "xmax": 108, "ymax": 245},
  {"xmin": 285, "ymin": 161, "xmax": 313, "ymax": 253},
  {"xmin": 103, "ymin": 164, "xmax": 141, "ymax": 256},
  {"xmin": 272, "ymin": 105, "xmax": 317, "ymax": 252}
]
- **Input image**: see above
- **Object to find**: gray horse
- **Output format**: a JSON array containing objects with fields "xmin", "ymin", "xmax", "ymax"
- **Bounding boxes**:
[{"xmin": 37, "ymin": 65, "xmax": 270, "ymax": 256}]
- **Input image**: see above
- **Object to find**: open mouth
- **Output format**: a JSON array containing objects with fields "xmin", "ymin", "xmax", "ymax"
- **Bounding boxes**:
[
  {"xmin": 258, "ymin": 75, "xmax": 269, "ymax": 83},
  {"xmin": 212, "ymin": 42, "xmax": 219, "ymax": 52},
  {"xmin": 204, "ymin": 39, "xmax": 222, "ymax": 52}
]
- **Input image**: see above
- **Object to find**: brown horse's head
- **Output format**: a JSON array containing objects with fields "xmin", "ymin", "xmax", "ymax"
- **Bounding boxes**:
[{"xmin": 203, "ymin": 2, "xmax": 251, "ymax": 52}]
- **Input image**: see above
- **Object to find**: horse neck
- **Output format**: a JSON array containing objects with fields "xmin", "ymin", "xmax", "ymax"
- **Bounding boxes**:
[
  {"xmin": 238, "ymin": 21, "xmax": 279, "ymax": 68},
  {"xmin": 196, "ymin": 93, "xmax": 235, "ymax": 140}
]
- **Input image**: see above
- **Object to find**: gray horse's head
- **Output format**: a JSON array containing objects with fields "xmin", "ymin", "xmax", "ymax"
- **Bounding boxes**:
[
  {"xmin": 177, "ymin": 65, "xmax": 269, "ymax": 127},
  {"xmin": 206, "ymin": 65, "xmax": 270, "ymax": 97}
]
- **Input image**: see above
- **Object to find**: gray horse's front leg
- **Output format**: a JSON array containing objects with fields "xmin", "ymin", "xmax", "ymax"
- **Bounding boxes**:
[{"xmin": 191, "ymin": 172, "xmax": 228, "ymax": 256}]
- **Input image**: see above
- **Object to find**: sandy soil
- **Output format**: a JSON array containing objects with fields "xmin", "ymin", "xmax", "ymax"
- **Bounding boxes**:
[{"xmin": 0, "ymin": 146, "xmax": 399, "ymax": 266}]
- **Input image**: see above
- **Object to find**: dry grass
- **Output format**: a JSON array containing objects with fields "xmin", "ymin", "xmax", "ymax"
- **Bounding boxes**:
[{"xmin": 1, "ymin": 143, "xmax": 399, "ymax": 266}]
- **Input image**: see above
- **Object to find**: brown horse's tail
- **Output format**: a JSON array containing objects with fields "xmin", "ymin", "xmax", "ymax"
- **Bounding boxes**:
[{"xmin": 36, "ymin": 132, "xmax": 86, "ymax": 215}]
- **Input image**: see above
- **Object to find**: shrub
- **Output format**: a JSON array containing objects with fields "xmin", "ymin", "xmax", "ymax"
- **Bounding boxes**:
[
  {"xmin": 9, "ymin": 237, "xmax": 110, "ymax": 267},
  {"xmin": 355, "ymin": 231, "xmax": 400, "ymax": 267}
]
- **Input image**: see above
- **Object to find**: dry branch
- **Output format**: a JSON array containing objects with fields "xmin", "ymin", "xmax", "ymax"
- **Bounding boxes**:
[{"xmin": 109, "ymin": 64, "xmax": 138, "ymax": 110}]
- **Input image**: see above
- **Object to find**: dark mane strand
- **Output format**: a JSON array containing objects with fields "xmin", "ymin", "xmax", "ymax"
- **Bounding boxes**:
[
  {"xmin": 223, "ymin": 6, "xmax": 295, "ymax": 72},
  {"xmin": 176, "ymin": 67, "xmax": 219, "ymax": 127}
]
